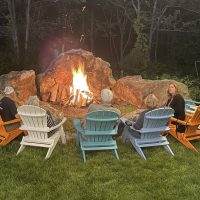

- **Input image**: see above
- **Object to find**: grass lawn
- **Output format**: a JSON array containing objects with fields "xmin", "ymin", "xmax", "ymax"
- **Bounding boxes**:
[{"xmin": 1, "ymin": 134, "xmax": 200, "ymax": 200}]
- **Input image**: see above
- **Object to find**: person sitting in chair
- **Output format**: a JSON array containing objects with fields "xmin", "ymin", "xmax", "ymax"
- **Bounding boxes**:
[
  {"xmin": 132, "ymin": 94, "xmax": 159, "ymax": 130},
  {"xmin": 81, "ymin": 89, "xmax": 121, "ymax": 129},
  {"xmin": 117, "ymin": 94, "xmax": 159, "ymax": 136},
  {"xmin": 26, "ymin": 96, "xmax": 62, "ymax": 129},
  {"xmin": 165, "ymin": 83, "xmax": 185, "ymax": 134},
  {"xmin": 88, "ymin": 88, "xmax": 121, "ymax": 115},
  {"xmin": 0, "ymin": 86, "xmax": 21, "ymax": 132}
]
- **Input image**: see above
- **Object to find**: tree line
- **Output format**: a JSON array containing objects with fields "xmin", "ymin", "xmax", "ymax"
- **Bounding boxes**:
[{"xmin": 0, "ymin": 0, "xmax": 200, "ymax": 78}]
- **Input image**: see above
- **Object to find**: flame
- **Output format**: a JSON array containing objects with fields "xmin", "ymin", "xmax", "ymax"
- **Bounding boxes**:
[{"xmin": 69, "ymin": 62, "xmax": 93, "ymax": 105}]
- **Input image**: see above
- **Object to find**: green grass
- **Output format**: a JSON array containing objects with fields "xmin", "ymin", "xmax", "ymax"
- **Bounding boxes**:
[{"xmin": 1, "ymin": 136, "xmax": 200, "ymax": 200}]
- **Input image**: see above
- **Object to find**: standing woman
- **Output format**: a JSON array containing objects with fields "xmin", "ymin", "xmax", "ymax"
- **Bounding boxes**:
[{"xmin": 166, "ymin": 83, "xmax": 185, "ymax": 133}]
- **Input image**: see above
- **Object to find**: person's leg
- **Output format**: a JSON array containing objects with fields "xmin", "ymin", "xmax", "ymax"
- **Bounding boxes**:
[
  {"xmin": 5, "ymin": 122, "xmax": 21, "ymax": 132},
  {"xmin": 116, "ymin": 121, "xmax": 126, "ymax": 137}
]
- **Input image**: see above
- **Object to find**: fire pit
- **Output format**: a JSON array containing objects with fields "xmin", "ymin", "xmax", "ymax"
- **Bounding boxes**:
[
  {"xmin": 63, "ymin": 62, "xmax": 93, "ymax": 107},
  {"xmin": 38, "ymin": 49, "xmax": 116, "ymax": 107}
]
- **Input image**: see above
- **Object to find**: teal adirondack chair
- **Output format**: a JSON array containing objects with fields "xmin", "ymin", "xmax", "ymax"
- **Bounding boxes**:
[
  {"xmin": 185, "ymin": 99, "xmax": 200, "ymax": 114},
  {"xmin": 121, "ymin": 107, "xmax": 174, "ymax": 160},
  {"xmin": 73, "ymin": 110, "xmax": 120, "ymax": 162}
]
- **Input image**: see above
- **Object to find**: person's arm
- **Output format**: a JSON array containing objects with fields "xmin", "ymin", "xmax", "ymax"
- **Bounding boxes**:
[
  {"xmin": 132, "ymin": 116, "xmax": 138, "ymax": 122},
  {"xmin": 81, "ymin": 117, "xmax": 86, "ymax": 129},
  {"xmin": 15, "ymin": 114, "xmax": 20, "ymax": 119},
  {"xmin": 7, "ymin": 98, "xmax": 18, "ymax": 119},
  {"xmin": 87, "ymin": 104, "xmax": 96, "ymax": 113},
  {"xmin": 132, "ymin": 111, "xmax": 146, "ymax": 130},
  {"xmin": 173, "ymin": 95, "xmax": 185, "ymax": 120}
]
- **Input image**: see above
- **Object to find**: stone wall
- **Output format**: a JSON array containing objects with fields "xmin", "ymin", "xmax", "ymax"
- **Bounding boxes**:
[
  {"xmin": 0, "ymin": 70, "xmax": 37, "ymax": 104},
  {"xmin": 0, "ymin": 49, "xmax": 190, "ymax": 109},
  {"xmin": 112, "ymin": 76, "xmax": 190, "ymax": 108}
]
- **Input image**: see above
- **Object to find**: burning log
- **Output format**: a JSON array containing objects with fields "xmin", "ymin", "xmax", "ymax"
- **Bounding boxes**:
[
  {"xmin": 64, "ymin": 90, "xmax": 93, "ymax": 107},
  {"xmin": 74, "ymin": 89, "xmax": 80, "ymax": 106},
  {"xmin": 56, "ymin": 62, "xmax": 94, "ymax": 107}
]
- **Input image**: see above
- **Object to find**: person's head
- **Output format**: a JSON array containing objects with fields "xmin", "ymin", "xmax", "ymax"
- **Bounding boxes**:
[
  {"xmin": 167, "ymin": 83, "xmax": 178, "ymax": 97},
  {"xmin": 101, "ymin": 89, "xmax": 113, "ymax": 104},
  {"xmin": 4, "ymin": 86, "xmax": 15, "ymax": 98},
  {"xmin": 26, "ymin": 96, "xmax": 40, "ymax": 106},
  {"xmin": 144, "ymin": 94, "xmax": 159, "ymax": 109}
]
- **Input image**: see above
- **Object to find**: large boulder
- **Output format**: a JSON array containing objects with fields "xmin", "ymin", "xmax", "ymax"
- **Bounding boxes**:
[
  {"xmin": 0, "ymin": 70, "xmax": 37, "ymax": 104},
  {"xmin": 38, "ymin": 49, "xmax": 115, "ymax": 103},
  {"xmin": 112, "ymin": 76, "xmax": 190, "ymax": 108}
]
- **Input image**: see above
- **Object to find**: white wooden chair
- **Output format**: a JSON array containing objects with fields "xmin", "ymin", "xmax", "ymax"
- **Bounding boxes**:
[
  {"xmin": 121, "ymin": 107, "xmax": 174, "ymax": 160},
  {"xmin": 17, "ymin": 105, "xmax": 66, "ymax": 159}
]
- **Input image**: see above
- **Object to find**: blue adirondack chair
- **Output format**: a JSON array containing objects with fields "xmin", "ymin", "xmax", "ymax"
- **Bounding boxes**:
[
  {"xmin": 73, "ymin": 110, "xmax": 120, "ymax": 162},
  {"xmin": 185, "ymin": 99, "xmax": 200, "ymax": 114},
  {"xmin": 121, "ymin": 107, "xmax": 174, "ymax": 160}
]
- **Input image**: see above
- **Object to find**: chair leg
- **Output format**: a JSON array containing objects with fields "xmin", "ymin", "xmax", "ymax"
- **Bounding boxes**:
[
  {"xmin": 45, "ymin": 137, "xmax": 59, "ymax": 159},
  {"xmin": 59, "ymin": 126, "xmax": 66, "ymax": 144},
  {"xmin": 121, "ymin": 127, "xmax": 128, "ymax": 144},
  {"xmin": 113, "ymin": 149, "xmax": 119, "ymax": 160},
  {"xmin": 82, "ymin": 150, "xmax": 86, "ymax": 162},
  {"xmin": 164, "ymin": 145, "xmax": 174, "ymax": 156},
  {"xmin": 76, "ymin": 132, "xmax": 80, "ymax": 147},
  {"xmin": 169, "ymin": 129, "xmax": 198, "ymax": 152},
  {"xmin": 45, "ymin": 145, "xmax": 55, "ymax": 160},
  {"xmin": 130, "ymin": 139, "xmax": 146, "ymax": 160},
  {"xmin": 134, "ymin": 146, "xmax": 146, "ymax": 160},
  {"xmin": 0, "ymin": 136, "xmax": 6, "ymax": 145},
  {"xmin": 121, "ymin": 133, "xmax": 127, "ymax": 144},
  {"xmin": 16, "ymin": 145, "xmax": 26, "ymax": 155}
]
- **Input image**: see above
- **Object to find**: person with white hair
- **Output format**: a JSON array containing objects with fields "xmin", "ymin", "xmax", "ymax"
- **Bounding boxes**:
[
  {"xmin": 88, "ymin": 89, "xmax": 121, "ymax": 115},
  {"xmin": 80, "ymin": 89, "xmax": 121, "ymax": 129},
  {"xmin": 0, "ymin": 86, "xmax": 20, "ymax": 131}
]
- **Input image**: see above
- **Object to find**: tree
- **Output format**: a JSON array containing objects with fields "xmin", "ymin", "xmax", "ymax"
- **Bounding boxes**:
[
  {"xmin": 95, "ymin": 1, "xmax": 133, "ymax": 68},
  {"xmin": 7, "ymin": 0, "xmax": 19, "ymax": 63}
]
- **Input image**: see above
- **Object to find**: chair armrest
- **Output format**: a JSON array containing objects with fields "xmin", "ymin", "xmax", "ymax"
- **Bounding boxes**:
[
  {"xmin": 185, "ymin": 113, "xmax": 193, "ymax": 118},
  {"xmin": 185, "ymin": 113, "xmax": 192, "ymax": 121},
  {"xmin": 128, "ymin": 126, "xmax": 143, "ymax": 134},
  {"xmin": 1, "ymin": 118, "xmax": 21, "ymax": 125},
  {"xmin": 49, "ymin": 117, "xmax": 67, "ymax": 132},
  {"xmin": 73, "ymin": 119, "xmax": 85, "ymax": 134},
  {"xmin": 120, "ymin": 117, "xmax": 128, "ymax": 124},
  {"xmin": 170, "ymin": 117, "xmax": 191, "ymax": 126},
  {"xmin": 84, "ymin": 128, "xmax": 118, "ymax": 136}
]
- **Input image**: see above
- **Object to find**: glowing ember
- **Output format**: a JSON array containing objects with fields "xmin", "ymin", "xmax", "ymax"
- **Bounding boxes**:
[{"xmin": 69, "ymin": 63, "xmax": 93, "ymax": 106}]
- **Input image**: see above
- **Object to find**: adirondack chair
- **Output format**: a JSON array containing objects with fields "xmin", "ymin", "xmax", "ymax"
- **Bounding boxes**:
[
  {"xmin": 0, "ymin": 116, "xmax": 23, "ymax": 146},
  {"xmin": 121, "ymin": 107, "xmax": 174, "ymax": 160},
  {"xmin": 17, "ymin": 105, "xmax": 66, "ymax": 159},
  {"xmin": 169, "ymin": 105, "xmax": 200, "ymax": 152},
  {"xmin": 73, "ymin": 110, "xmax": 120, "ymax": 162},
  {"xmin": 185, "ymin": 99, "xmax": 200, "ymax": 114}
]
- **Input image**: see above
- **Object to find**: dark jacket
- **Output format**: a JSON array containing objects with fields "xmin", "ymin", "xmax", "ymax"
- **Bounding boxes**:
[
  {"xmin": 0, "ymin": 97, "xmax": 17, "ymax": 121},
  {"xmin": 166, "ymin": 94, "xmax": 185, "ymax": 121},
  {"xmin": 166, "ymin": 94, "xmax": 185, "ymax": 132}
]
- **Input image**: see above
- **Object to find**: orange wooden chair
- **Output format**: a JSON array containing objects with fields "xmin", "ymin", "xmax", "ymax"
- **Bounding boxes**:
[
  {"xmin": 0, "ymin": 116, "xmax": 24, "ymax": 146},
  {"xmin": 169, "ymin": 106, "xmax": 200, "ymax": 152}
]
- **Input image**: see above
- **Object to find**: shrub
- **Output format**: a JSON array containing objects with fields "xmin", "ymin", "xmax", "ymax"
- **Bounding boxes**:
[{"xmin": 159, "ymin": 74, "xmax": 200, "ymax": 101}]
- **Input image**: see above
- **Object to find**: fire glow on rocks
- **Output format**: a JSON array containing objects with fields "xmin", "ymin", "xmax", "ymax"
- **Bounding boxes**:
[{"xmin": 68, "ymin": 62, "xmax": 93, "ymax": 107}]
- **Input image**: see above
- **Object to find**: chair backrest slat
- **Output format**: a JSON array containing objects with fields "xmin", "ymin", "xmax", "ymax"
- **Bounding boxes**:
[
  {"xmin": 85, "ymin": 110, "xmax": 119, "ymax": 142},
  {"xmin": 190, "ymin": 106, "xmax": 200, "ymax": 124},
  {"xmin": 18, "ymin": 105, "xmax": 49, "ymax": 139},
  {"xmin": 141, "ymin": 108, "xmax": 174, "ymax": 140}
]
